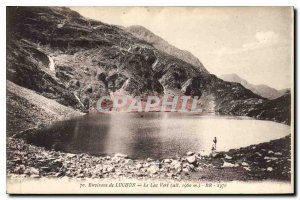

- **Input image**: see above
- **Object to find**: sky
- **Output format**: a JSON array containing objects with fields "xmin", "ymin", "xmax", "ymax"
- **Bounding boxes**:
[{"xmin": 71, "ymin": 7, "xmax": 293, "ymax": 90}]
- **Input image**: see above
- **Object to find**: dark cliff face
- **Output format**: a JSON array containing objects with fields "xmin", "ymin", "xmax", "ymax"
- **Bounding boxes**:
[
  {"xmin": 248, "ymin": 92, "xmax": 291, "ymax": 124},
  {"xmin": 6, "ymin": 7, "xmax": 291, "ymax": 124}
]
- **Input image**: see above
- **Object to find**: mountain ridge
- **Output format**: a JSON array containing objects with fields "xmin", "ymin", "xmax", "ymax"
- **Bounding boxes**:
[
  {"xmin": 6, "ymin": 6, "xmax": 291, "ymax": 125},
  {"xmin": 125, "ymin": 25, "xmax": 208, "ymax": 73},
  {"xmin": 220, "ymin": 73, "xmax": 290, "ymax": 100}
]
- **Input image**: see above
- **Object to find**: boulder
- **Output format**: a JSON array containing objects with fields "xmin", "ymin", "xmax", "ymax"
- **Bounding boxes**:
[
  {"xmin": 163, "ymin": 159, "xmax": 172, "ymax": 163},
  {"xmin": 267, "ymin": 167, "xmax": 273, "ymax": 172},
  {"xmin": 186, "ymin": 156, "xmax": 196, "ymax": 164},
  {"xmin": 143, "ymin": 163, "xmax": 151, "ymax": 168},
  {"xmin": 55, "ymin": 172, "xmax": 64, "ymax": 177},
  {"xmin": 244, "ymin": 167, "xmax": 251, "ymax": 171},
  {"xmin": 14, "ymin": 165, "xmax": 25, "ymax": 174},
  {"xmin": 66, "ymin": 153, "xmax": 76, "ymax": 158},
  {"xmin": 136, "ymin": 163, "xmax": 143, "ymax": 170},
  {"xmin": 29, "ymin": 167, "xmax": 39, "ymax": 175},
  {"xmin": 107, "ymin": 166, "xmax": 115, "ymax": 172},
  {"xmin": 255, "ymin": 152, "xmax": 262, "ymax": 157},
  {"xmin": 114, "ymin": 153, "xmax": 128, "ymax": 158},
  {"xmin": 171, "ymin": 160, "xmax": 182, "ymax": 170},
  {"xmin": 147, "ymin": 165, "xmax": 159, "ymax": 174},
  {"xmin": 111, "ymin": 156, "xmax": 121, "ymax": 163},
  {"xmin": 24, "ymin": 169, "xmax": 30, "ymax": 175},
  {"xmin": 124, "ymin": 159, "xmax": 133, "ymax": 165},
  {"xmin": 30, "ymin": 174, "xmax": 40, "ymax": 178},
  {"xmin": 222, "ymin": 161, "xmax": 235, "ymax": 168},
  {"xmin": 147, "ymin": 158, "xmax": 153, "ymax": 162},
  {"xmin": 182, "ymin": 168, "xmax": 190, "ymax": 175},
  {"xmin": 264, "ymin": 156, "xmax": 278, "ymax": 161}
]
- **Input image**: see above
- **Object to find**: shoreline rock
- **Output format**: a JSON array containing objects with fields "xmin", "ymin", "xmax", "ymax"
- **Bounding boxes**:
[{"xmin": 7, "ymin": 135, "xmax": 291, "ymax": 182}]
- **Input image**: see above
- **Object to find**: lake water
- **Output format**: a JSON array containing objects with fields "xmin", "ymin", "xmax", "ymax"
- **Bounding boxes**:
[{"xmin": 24, "ymin": 112, "xmax": 291, "ymax": 159}]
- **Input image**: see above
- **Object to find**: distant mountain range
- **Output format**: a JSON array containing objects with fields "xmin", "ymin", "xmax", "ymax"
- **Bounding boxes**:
[{"xmin": 220, "ymin": 74, "xmax": 290, "ymax": 100}]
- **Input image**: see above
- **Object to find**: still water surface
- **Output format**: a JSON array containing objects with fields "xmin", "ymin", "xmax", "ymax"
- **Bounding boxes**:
[{"xmin": 25, "ymin": 113, "xmax": 290, "ymax": 159}]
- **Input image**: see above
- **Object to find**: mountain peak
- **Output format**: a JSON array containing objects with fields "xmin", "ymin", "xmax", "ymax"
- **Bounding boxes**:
[
  {"xmin": 6, "ymin": 6, "xmax": 290, "ymax": 125},
  {"xmin": 220, "ymin": 73, "xmax": 244, "ymax": 82},
  {"xmin": 125, "ymin": 25, "xmax": 208, "ymax": 73}
]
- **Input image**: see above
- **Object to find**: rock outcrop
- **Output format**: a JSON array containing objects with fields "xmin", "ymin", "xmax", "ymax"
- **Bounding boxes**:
[{"xmin": 6, "ymin": 7, "xmax": 291, "ymax": 124}]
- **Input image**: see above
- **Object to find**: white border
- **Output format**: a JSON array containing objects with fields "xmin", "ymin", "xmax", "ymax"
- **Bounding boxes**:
[
  {"xmin": 1, "ymin": 0, "xmax": 299, "ymax": 6},
  {"xmin": 0, "ymin": 0, "xmax": 298, "ymax": 199}
]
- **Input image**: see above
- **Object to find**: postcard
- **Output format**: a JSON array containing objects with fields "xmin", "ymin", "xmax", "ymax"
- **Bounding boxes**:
[{"xmin": 6, "ymin": 6, "xmax": 294, "ymax": 194}]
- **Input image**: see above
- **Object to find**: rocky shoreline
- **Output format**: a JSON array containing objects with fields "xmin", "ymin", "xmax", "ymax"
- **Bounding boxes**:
[
  {"xmin": 7, "ymin": 67, "xmax": 291, "ymax": 182},
  {"xmin": 7, "ymin": 135, "xmax": 291, "ymax": 182}
]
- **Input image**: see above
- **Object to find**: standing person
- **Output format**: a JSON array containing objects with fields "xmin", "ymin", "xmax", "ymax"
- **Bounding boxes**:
[
  {"xmin": 213, "ymin": 137, "xmax": 217, "ymax": 150},
  {"xmin": 211, "ymin": 137, "xmax": 217, "ymax": 157}
]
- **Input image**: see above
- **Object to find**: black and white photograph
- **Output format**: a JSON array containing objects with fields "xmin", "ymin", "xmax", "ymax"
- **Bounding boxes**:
[{"xmin": 5, "ymin": 6, "xmax": 294, "ymax": 194}]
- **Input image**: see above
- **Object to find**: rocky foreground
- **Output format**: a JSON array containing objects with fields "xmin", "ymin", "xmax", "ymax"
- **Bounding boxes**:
[
  {"xmin": 5, "ymin": 6, "xmax": 292, "ymax": 184},
  {"xmin": 7, "ymin": 135, "xmax": 291, "ymax": 182}
]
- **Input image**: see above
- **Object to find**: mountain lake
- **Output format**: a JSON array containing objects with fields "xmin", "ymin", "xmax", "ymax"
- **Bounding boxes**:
[{"xmin": 24, "ymin": 112, "xmax": 291, "ymax": 159}]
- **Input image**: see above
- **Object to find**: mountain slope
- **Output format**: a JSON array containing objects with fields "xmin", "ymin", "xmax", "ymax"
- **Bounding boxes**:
[
  {"xmin": 6, "ymin": 7, "xmax": 291, "ymax": 124},
  {"xmin": 7, "ymin": 80, "xmax": 83, "ymax": 136},
  {"xmin": 220, "ymin": 73, "xmax": 289, "ymax": 100},
  {"xmin": 125, "ymin": 25, "xmax": 208, "ymax": 73},
  {"xmin": 247, "ymin": 91, "xmax": 291, "ymax": 124}
]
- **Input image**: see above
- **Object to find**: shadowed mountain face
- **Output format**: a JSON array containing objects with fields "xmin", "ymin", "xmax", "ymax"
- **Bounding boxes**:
[
  {"xmin": 6, "ymin": 7, "xmax": 291, "ymax": 124},
  {"xmin": 220, "ymin": 74, "xmax": 290, "ymax": 100}
]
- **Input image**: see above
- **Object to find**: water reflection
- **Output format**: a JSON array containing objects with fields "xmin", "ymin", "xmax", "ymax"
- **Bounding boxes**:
[{"xmin": 24, "ymin": 113, "xmax": 291, "ymax": 159}]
